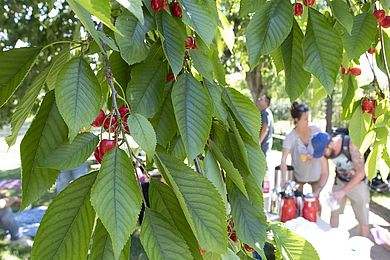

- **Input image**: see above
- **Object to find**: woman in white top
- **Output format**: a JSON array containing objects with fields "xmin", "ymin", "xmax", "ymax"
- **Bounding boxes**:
[{"xmin": 280, "ymin": 102, "xmax": 329, "ymax": 199}]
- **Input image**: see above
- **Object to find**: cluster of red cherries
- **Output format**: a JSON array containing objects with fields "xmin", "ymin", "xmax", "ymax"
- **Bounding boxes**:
[
  {"xmin": 151, "ymin": 0, "xmax": 182, "ymax": 17},
  {"xmin": 340, "ymin": 65, "xmax": 361, "ymax": 76},
  {"xmin": 91, "ymin": 105, "xmax": 130, "ymax": 163},
  {"xmin": 361, "ymin": 97, "xmax": 376, "ymax": 118},
  {"xmin": 227, "ymin": 220, "xmax": 255, "ymax": 253},
  {"xmin": 374, "ymin": 9, "xmax": 390, "ymax": 28},
  {"xmin": 293, "ymin": 0, "xmax": 315, "ymax": 17}
]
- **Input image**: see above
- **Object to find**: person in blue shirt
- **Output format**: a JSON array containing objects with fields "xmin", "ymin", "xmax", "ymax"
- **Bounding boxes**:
[{"xmin": 258, "ymin": 94, "xmax": 274, "ymax": 158}]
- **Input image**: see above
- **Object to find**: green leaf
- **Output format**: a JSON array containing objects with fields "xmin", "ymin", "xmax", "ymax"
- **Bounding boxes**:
[
  {"xmin": 159, "ymin": 12, "xmax": 186, "ymax": 76},
  {"xmin": 0, "ymin": 47, "xmax": 42, "ymax": 107},
  {"xmin": 46, "ymin": 47, "xmax": 71, "ymax": 90},
  {"xmin": 67, "ymin": 0, "xmax": 103, "ymax": 51},
  {"xmin": 190, "ymin": 48, "xmax": 214, "ymax": 81},
  {"xmin": 330, "ymin": 0, "xmax": 354, "ymax": 35},
  {"xmin": 89, "ymin": 219, "xmax": 130, "ymax": 260},
  {"xmin": 204, "ymin": 151, "xmax": 228, "ymax": 208},
  {"xmin": 90, "ymin": 148, "xmax": 142, "ymax": 259},
  {"xmin": 109, "ymin": 51, "xmax": 131, "ymax": 89},
  {"xmin": 179, "ymin": 0, "xmax": 219, "ymax": 46},
  {"xmin": 31, "ymin": 171, "xmax": 97, "ymax": 260},
  {"xmin": 310, "ymin": 78, "xmax": 328, "ymax": 106},
  {"xmin": 168, "ymin": 135, "xmax": 187, "ymax": 161},
  {"xmin": 115, "ymin": 10, "xmax": 154, "ymax": 65},
  {"xmin": 218, "ymin": 10, "xmax": 235, "ymax": 51},
  {"xmin": 149, "ymin": 180, "xmax": 203, "ymax": 259},
  {"xmin": 42, "ymin": 132, "xmax": 99, "ymax": 170},
  {"xmin": 141, "ymin": 208, "xmax": 193, "ymax": 259},
  {"xmin": 239, "ymin": 0, "xmax": 265, "ymax": 17},
  {"xmin": 222, "ymin": 87, "xmax": 260, "ymax": 144},
  {"xmin": 270, "ymin": 223, "xmax": 320, "ymax": 260},
  {"xmin": 171, "ymin": 73, "xmax": 213, "ymax": 161},
  {"xmin": 5, "ymin": 67, "xmax": 49, "ymax": 147},
  {"xmin": 76, "ymin": 0, "xmax": 117, "ymax": 33},
  {"xmin": 343, "ymin": 13, "xmax": 377, "ymax": 61},
  {"xmin": 204, "ymin": 80, "xmax": 228, "ymax": 125},
  {"xmin": 126, "ymin": 60, "xmax": 166, "ymax": 118},
  {"xmin": 227, "ymin": 180, "xmax": 266, "ymax": 255},
  {"xmin": 20, "ymin": 91, "xmax": 68, "ymax": 209},
  {"xmin": 270, "ymin": 47, "xmax": 284, "ymax": 74},
  {"xmin": 116, "ymin": 0, "xmax": 144, "ymax": 24},
  {"xmin": 55, "ymin": 57, "xmax": 102, "ymax": 140},
  {"xmin": 341, "ymin": 74, "xmax": 358, "ymax": 120},
  {"xmin": 226, "ymin": 115, "xmax": 251, "ymax": 176},
  {"xmin": 365, "ymin": 142, "xmax": 380, "ymax": 180},
  {"xmin": 208, "ymin": 140, "xmax": 248, "ymax": 198},
  {"xmin": 303, "ymin": 8, "xmax": 342, "ymax": 94},
  {"xmin": 99, "ymin": 31, "xmax": 119, "ymax": 52},
  {"xmin": 155, "ymin": 152, "xmax": 227, "ymax": 254},
  {"xmin": 348, "ymin": 107, "xmax": 374, "ymax": 154},
  {"xmin": 152, "ymin": 93, "xmax": 177, "ymax": 147},
  {"xmin": 243, "ymin": 137, "xmax": 266, "ymax": 191},
  {"xmin": 282, "ymin": 19, "xmax": 311, "ymax": 101},
  {"xmin": 128, "ymin": 113, "xmax": 157, "ymax": 157},
  {"xmin": 210, "ymin": 45, "xmax": 227, "ymax": 85},
  {"xmin": 246, "ymin": 0, "xmax": 293, "ymax": 68}
]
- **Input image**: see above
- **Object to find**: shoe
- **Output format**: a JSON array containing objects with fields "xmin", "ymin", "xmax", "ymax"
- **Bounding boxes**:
[{"xmin": 10, "ymin": 235, "xmax": 33, "ymax": 248}]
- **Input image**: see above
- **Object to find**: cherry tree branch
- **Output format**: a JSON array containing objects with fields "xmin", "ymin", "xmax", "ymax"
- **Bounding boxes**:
[
  {"xmin": 379, "ymin": 27, "xmax": 390, "ymax": 97},
  {"xmin": 98, "ymin": 23, "xmax": 149, "ymax": 207}
]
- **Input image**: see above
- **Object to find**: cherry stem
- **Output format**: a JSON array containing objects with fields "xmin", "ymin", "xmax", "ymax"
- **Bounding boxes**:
[
  {"xmin": 98, "ymin": 23, "xmax": 122, "ymax": 128},
  {"xmin": 379, "ymin": 26, "xmax": 390, "ymax": 97}
]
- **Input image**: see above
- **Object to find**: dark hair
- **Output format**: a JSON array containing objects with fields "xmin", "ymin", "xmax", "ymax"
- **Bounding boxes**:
[
  {"xmin": 258, "ymin": 94, "xmax": 271, "ymax": 106},
  {"xmin": 264, "ymin": 94, "xmax": 271, "ymax": 106},
  {"xmin": 290, "ymin": 102, "xmax": 309, "ymax": 121}
]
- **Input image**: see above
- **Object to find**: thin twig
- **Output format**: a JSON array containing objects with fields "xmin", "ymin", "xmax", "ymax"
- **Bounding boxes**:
[
  {"xmin": 379, "ymin": 27, "xmax": 390, "ymax": 97},
  {"xmin": 98, "ymin": 23, "xmax": 121, "ymax": 121},
  {"xmin": 98, "ymin": 23, "xmax": 149, "ymax": 207}
]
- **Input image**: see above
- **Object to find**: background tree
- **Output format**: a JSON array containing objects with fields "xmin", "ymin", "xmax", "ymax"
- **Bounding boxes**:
[{"xmin": 0, "ymin": 0, "xmax": 389, "ymax": 259}]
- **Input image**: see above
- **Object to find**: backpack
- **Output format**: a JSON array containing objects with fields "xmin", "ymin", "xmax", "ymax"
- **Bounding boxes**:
[{"xmin": 332, "ymin": 128, "xmax": 370, "ymax": 161}]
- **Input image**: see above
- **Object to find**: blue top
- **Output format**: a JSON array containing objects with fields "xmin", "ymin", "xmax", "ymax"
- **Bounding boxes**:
[{"xmin": 260, "ymin": 108, "xmax": 274, "ymax": 154}]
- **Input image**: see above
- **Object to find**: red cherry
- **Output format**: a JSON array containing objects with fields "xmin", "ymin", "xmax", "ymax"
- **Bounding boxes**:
[
  {"xmin": 340, "ymin": 65, "xmax": 349, "ymax": 75},
  {"xmin": 163, "ymin": 0, "xmax": 169, "ymax": 11},
  {"xmin": 171, "ymin": 1, "xmax": 182, "ymax": 17},
  {"xmin": 303, "ymin": 0, "xmax": 315, "ymax": 7},
  {"xmin": 380, "ymin": 16, "xmax": 390, "ymax": 28},
  {"xmin": 118, "ymin": 105, "xmax": 129, "ymax": 120},
  {"xmin": 94, "ymin": 146, "xmax": 103, "ymax": 164},
  {"xmin": 362, "ymin": 97, "xmax": 376, "ymax": 116},
  {"xmin": 243, "ymin": 244, "xmax": 255, "ymax": 253},
  {"xmin": 185, "ymin": 36, "xmax": 197, "ymax": 49},
  {"xmin": 294, "ymin": 3, "xmax": 303, "ymax": 17},
  {"xmin": 367, "ymin": 48, "xmax": 376, "ymax": 54},
  {"xmin": 151, "ymin": 0, "xmax": 163, "ymax": 14},
  {"xmin": 124, "ymin": 124, "xmax": 130, "ymax": 134},
  {"xmin": 103, "ymin": 116, "xmax": 118, "ymax": 133},
  {"xmin": 100, "ymin": 139, "xmax": 117, "ymax": 156},
  {"xmin": 374, "ymin": 9, "xmax": 386, "ymax": 22},
  {"xmin": 91, "ymin": 109, "xmax": 106, "ymax": 127},
  {"xmin": 349, "ymin": 67, "xmax": 361, "ymax": 76},
  {"xmin": 166, "ymin": 72, "xmax": 175, "ymax": 82}
]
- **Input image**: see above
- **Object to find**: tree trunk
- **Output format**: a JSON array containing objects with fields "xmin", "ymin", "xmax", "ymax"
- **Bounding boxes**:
[
  {"xmin": 325, "ymin": 95, "xmax": 333, "ymax": 133},
  {"xmin": 245, "ymin": 63, "xmax": 269, "ymax": 109}
]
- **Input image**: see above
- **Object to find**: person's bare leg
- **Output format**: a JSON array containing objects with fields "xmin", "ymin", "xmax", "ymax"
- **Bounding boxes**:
[
  {"xmin": 360, "ymin": 224, "xmax": 369, "ymax": 237},
  {"xmin": 330, "ymin": 214, "xmax": 339, "ymax": 228}
]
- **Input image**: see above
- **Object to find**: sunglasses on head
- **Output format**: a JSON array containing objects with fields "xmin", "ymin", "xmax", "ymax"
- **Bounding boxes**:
[{"xmin": 297, "ymin": 104, "xmax": 309, "ymax": 112}]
